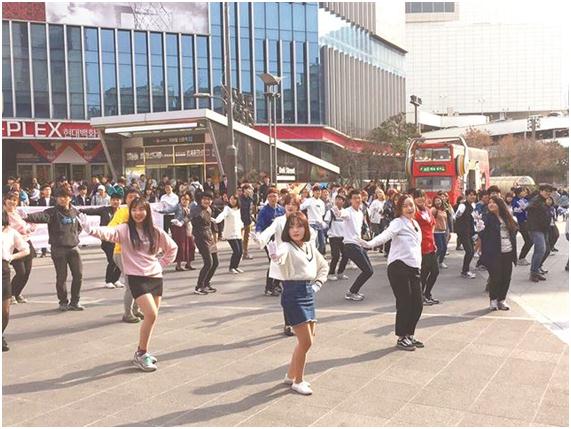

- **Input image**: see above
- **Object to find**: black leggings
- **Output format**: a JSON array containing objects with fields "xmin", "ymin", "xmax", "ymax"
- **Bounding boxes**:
[
  {"xmin": 387, "ymin": 260, "xmax": 423, "ymax": 337},
  {"xmin": 328, "ymin": 237, "xmax": 347, "ymax": 275},
  {"xmin": 518, "ymin": 222, "xmax": 534, "ymax": 260},
  {"xmin": 458, "ymin": 234, "xmax": 474, "ymax": 274},
  {"xmin": 11, "ymin": 241, "xmax": 35, "ymax": 297},
  {"xmin": 197, "ymin": 248, "xmax": 219, "ymax": 289},
  {"xmin": 227, "ymin": 239, "xmax": 243, "ymax": 270},
  {"xmin": 420, "ymin": 252, "xmax": 439, "ymax": 298}
]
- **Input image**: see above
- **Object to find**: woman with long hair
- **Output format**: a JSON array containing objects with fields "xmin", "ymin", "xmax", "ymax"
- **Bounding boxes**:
[
  {"xmin": 156, "ymin": 191, "xmax": 196, "ymax": 271},
  {"xmin": 476, "ymin": 196, "xmax": 518, "ymax": 311},
  {"xmin": 431, "ymin": 195, "xmax": 449, "ymax": 269},
  {"xmin": 80, "ymin": 198, "xmax": 178, "ymax": 371},
  {"xmin": 361, "ymin": 194, "xmax": 424, "ymax": 351},
  {"xmin": 2, "ymin": 210, "xmax": 31, "ymax": 351},
  {"xmin": 215, "ymin": 194, "xmax": 244, "ymax": 273},
  {"xmin": 3, "ymin": 192, "xmax": 37, "ymax": 303},
  {"xmin": 268, "ymin": 212, "xmax": 328, "ymax": 395}
]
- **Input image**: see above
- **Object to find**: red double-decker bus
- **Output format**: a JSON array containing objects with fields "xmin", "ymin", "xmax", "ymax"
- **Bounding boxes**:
[{"xmin": 405, "ymin": 137, "xmax": 490, "ymax": 204}]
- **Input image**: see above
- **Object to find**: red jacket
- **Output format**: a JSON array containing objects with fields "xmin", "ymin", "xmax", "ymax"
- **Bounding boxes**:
[{"xmin": 415, "ymin": 208, "xmax": 437, "ymax": 255}]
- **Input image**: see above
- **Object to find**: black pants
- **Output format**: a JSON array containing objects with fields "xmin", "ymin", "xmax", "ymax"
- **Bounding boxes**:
[
  {"xmin": 10, "ymin": 241, "xmax": 35, "ymax": 297},
  {"xmin": 328, "ymin": 237, "xmax": 347, "ymax": 275},
  {"xmin": 51, "ymin": 246, "xmax": 83, "ymax": 305},
  {"xmin": 339, "ymin": 243, "xmax": 373, "ymax": 294},
  {"xmin": 163, "ymin": 214, "xmax": 174, "ymax": 234},
  {"xmin": 264, "ymin": 248, "xmax": 281, "ymax": 293},
  {"xmin": 227, "ymin": 239, "xmax": 243, "ymax": 269},
  {"xmin": 458, "ymin": 233, "xmax": 474, "ymax": 274},
  {"xmin": 197, "ymin": 247, "xmax": 218, "ymax": 289},
  {"xmin": 387, "ymin": 260, "xmax": 423, "ymax": 337},
  {"xmin": 487, "ymin": 253, "xmax": 513, "ymax": 301},
  {"xmin": 549, "ymin": 224, "xmax": 560, "ymax": 250},
  {"xmin": 541, "ymin": 230, "xmax": 553, "ymax": 266},
  {"xmin": 420, "ymin": 252, "xmax": 439, "ymax": 299},
  {"xmin": 101, "ymin": 241, "xmax": 121, "ymax": 284},
  {"xmin": 518, "ymin": 222, "xmax": 534, "ymax": 260}
]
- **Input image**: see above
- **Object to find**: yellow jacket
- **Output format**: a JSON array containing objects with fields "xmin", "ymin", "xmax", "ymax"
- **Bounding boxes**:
[{"xmin": 108, "ymin": 206, "xmax": 129, "ymax": 254}]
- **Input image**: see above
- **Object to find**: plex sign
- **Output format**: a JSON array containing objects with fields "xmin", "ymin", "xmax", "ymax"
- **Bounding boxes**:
[
  {"xmin": 419, "ymin": 165, "xmax": 446, "ymax": 173},
  {"xmin": 2, "ymin": 120, "xmax": 100, "ymax": 139}
]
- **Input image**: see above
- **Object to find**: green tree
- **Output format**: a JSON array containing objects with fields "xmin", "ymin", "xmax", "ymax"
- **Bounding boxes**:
[{"xmin": 368, "ymin": 113, "xmax": 420, "ymax": 155}]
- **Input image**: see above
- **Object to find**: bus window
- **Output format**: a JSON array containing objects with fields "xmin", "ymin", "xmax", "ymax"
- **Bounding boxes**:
[
  {"xmin": 415, "ymin": 176, "xmax": 453, "ymax": 192},
  {"xmin": 414, "ymin": 148, "xmax": 451, "ymax": 161}
]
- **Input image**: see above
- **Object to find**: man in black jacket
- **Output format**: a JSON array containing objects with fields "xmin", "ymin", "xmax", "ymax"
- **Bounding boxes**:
[
  {"xmin": 72, "ymin": 185, "xmax": 91, "ymax": 206},
  {"xmin": 24, "ymin": 187, "xmax": 85, "ymax": 311},
  {"xmin": 527, "ymin": 184, "xmax": 553, "ymax": 282},
  {"xmin": 454, "ymin": 189, "xmax": 478, "ymax": 279}
]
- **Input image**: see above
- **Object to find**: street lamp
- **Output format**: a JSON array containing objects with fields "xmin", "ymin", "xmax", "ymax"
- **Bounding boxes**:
[{"xmin": 259, "ymin": 72, "xmax": 282, "ymax": 185}]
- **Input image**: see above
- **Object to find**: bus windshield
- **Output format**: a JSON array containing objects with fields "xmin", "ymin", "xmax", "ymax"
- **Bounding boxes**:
[
  {"xmin": 415, "ymin": 176, "xmax": 452, "ymax": 192},
  {"xmin": 414, "ymin": 147, "xmax": 451, "ymax": 161}
]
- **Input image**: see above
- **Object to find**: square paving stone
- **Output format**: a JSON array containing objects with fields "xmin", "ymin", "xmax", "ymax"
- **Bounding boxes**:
[
  {"xmin": 311, "ymin": 410, "xmax": 388, "ymax": 427},
  {"xmin": 534, "ymin": 403, "xmax": 569, "ymax": 427},
  {"xmin": 385, "ymin": 403, "xmax": 465, "ymax": 426},
  {"xmin": 457, "ymin": 412, "xmax": 531, "ymax": 426}
]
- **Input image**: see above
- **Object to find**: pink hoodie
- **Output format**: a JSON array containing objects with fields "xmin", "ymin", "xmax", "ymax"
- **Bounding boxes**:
[{"xmin": 89, "ymin": 223, "xmax": 178, "ymax": 278}]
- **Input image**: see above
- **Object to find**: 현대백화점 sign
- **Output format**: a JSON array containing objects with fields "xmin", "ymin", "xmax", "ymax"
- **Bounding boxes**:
[{"xmin": 2, "ymin": 120, "xmax": 100, "ymax": 139}]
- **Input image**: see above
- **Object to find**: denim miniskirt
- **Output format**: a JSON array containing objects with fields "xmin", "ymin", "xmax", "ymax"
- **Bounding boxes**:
[{"xmin": 281, "ymin": 280, "xmax": 316, "ymax": 326}]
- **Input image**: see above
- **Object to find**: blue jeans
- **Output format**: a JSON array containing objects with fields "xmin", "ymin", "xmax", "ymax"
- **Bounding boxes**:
[
  {"xmin": 310, "ymin": 224, "xmax": 326, "ymax": 255},
  {"xmin": 530, "ymin": 231, "xmax": 547, "ymax": 273},
  {"xmin": 434, "ymin": 232, "xmax": 447, "ymax": 264}
]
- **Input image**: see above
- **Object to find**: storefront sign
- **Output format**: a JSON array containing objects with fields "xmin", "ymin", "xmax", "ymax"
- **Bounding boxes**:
[
  {"xmin": 144, "ymin": 134, "xmax": 198, "ymax": 146},
  {"xmin": 277, "ymin": 166, "xmax": 296, "ymax": 181},
  {"xmin": 2, "ymin": 120, "xmax": 100, "ymax": 139},
  {"xmin": 419, "ymin": 165, "xmax": 446, "ymax": 173},
  {"xmin": 124, "ymin": 147, "xmax": 145, "ymax": 167},
  {"xmin": 143, "ymin": 146, "xmax": 174, "ymax": 165},
  {"xmin": 174, "ymin": 144, "xmax": 217, "ymax": 164}
]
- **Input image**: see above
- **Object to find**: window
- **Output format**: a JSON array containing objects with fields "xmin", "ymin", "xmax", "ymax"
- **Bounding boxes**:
[
  {"xmin": 30, "ymin": 24, "xmax": 49, "ymax": 118},
  {"xmin": 296, "ymin": 41, "xmax": 307, "ymax": 123},
  {"xmin": 422, "ymin": 2, "xmax": 434, "ymax": 13},
  {"xmin": 48, "ymin": 25, "xmax": 67, "ymax": 119},
  {"xmin": 84, "ymin": 27, "xmax": 101, "ymax": 118},
  {"xmin": 308, "ymin": 42, "xmax": 320, "ymax": 123},
  {"xmin": 134, "ymin": 32, "xmax": 150, "ymax": 113},
  {"xmin": 444, "ymin": 2, "xmax": 455, "ymax": 12},
  {"xmin": 415, "ymin": 177, "xmax": 452, "ymax": 192},
  {"xmin": 181, "ymin": 35, "xmax": 195, "ymax": 109},
  {"xmin": 254, "ymin": 38, "xmax": 266, "ymax": 122},
  {"xmin": 12, "ymin": 22, "xmax": 31, "ymax": 117},
  {"xmin": 282, "ymin": 42, "xmax": 294, "ymax": 123},
  {"xmin": 3, "ymin": 22, "xmax": 13, "ymax": 117},
  {"xmin": 166, "ymin": 34, "xmax": 180, "ymax": 110},
  {"xmin": 66, "ymin": 26, "xmax": 84, "ymax": 119},
  {"xmin": 210, "ymin": 2, "xmax": 223, "ymax": 112},
  {"xmin": 118, "ymin": 30, "xmax": 134, "ymax": 114},
  {"xmin": 101, "ymin": 29, "xmax": 117, "ymax": 116},
  {"xmin": 433, "ymin": 2, "xmax": 445, "ymax": 12},
  {"xmin": 196, "ymin": 35, "xmax": 210, "ymax": 109},
  {"xmin": 279, "ymin": 2, "xmax": 292, "ymax": 41},
  {"xmin": 405, "ymin": 2, "xmax": 455, "ymax": 13},
  {"xmin": 414, "ymin": 148, "xmax": 451, "ymax": 161},
  {"xmin": 150, "ymin": 33, "xmax": 165, "ymax": 112}
]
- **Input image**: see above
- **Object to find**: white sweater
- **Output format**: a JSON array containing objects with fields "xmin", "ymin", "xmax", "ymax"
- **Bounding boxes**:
[
  {"xmin": 367, "ymin": 216, "xmax": 422, "ymax": 268},
  {"xmin": 300, "ymin": 197, "xmax": 326, "ymax": 227},
  {"xmin": 274, "ymin": 241, "xmax": 329, "ymax": 284},
  {"xmin": 368, "ymin": 200, "xmax": 385, "ymax": 224},
  {"xmin": 214, "ymin": 206, "xmax": 244, "ymax": 240}
]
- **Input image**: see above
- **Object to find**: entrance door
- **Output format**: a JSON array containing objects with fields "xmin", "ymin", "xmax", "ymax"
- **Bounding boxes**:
[
  {"xmin": 54, "ymin": 164, "xmax": 70, "ymax": 180},
  {"xmin": 71, "ymin": 164, "xmax": 87, "ymax": 182}
]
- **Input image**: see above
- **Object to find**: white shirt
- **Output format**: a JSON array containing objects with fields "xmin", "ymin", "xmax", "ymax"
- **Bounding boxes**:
[
  {"xmin": 274, "ymin": 241, "xmax": 329, "ymax": 284},
  {"xmin": 324, "ymin": 208, "xmax": 345, "ymax": 238},
  {"xmin": 214, "ymin": 206, "xmax": 243, "ymax": 240},
  {"xmin": 499, "ymin": 219, "xmax": 513, "ymax": 253},
  {"xmin": 337, "ymin": 206, "xmax": 364, "ymax": 245},
  {"xmin": 160, "ymin": 192, "xmax": 179, "ymax": 208},
  {"xmin": 368, "ymin": 216, "xmax": 423, "ymax": 268},
  {"xmin": 300, "ymin": 197, "xmax": 326, "ymax": 226},
  {"xmin": 368, "ymin": 199, "xmax": 385, "ymax": 224},
  {"xmin": 2, "ymin": 227, "xmax": 29, "ymax": 261}
]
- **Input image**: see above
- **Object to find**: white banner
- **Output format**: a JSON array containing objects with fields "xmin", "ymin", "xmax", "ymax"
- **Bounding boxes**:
[{"xmin": 20, "ymin": 203, "xmax": 165, "ymax": 250}]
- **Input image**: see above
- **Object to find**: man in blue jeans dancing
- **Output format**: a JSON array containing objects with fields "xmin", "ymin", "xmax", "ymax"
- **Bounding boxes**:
[
  {"xmin": 526, "ymin": 184, "xmax": 554, "ymax": 282},
  {"xmin": 332, "ymin": 190, "xmax": 374, "ymax": 301}
]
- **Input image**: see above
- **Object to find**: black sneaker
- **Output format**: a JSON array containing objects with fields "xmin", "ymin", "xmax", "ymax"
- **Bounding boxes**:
[
  {"xmin": 283, "ymin": 326, "xmax": 294, "ymax": 337},
  {"xmin": 204, "ymin": 286, "xmax": 217, "ymax": 293},
  {"xmin": 58, "ymin": 303, "xmax": 69, "ymax": 312},
  {"xmin": 2, "ymin": 337, "xmax": 9, "ymax": 352},
  {"xmin": 194, "ymin": 288, "xmax": 208, "ymax": 295},
  {"xmin": 397, "ymin": 337, "xmax": 416, "ymax": 351},
  {"xmin": 429, "ymin": 297, "xmax": 440, "ymax": 304},
  {"xmin": 423, "ymin": 296, "xmax": 433, "ymax": 306},
  {"xmin": 68, "ymin": 303, "xmax": 85, "ymax": 311},
  {"xmin": 408, "ymin": 336, "xmax": 425, "ymax": 348}
]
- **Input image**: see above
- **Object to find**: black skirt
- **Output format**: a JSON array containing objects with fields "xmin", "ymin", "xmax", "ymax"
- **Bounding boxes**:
[{"xmin": 127, "ymin": 275, "xmax": 163, "ymax": 299}]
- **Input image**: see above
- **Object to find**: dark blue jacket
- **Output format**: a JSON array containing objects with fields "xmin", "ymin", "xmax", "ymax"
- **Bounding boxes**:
[
  {"xmin": 478, "ymin": 213, "xmax": 517, "ymax": 269},
  {"xmin": 255, "ymin": 204, "xmax": 285, "ymax": 233},
  {"xmin": 512, "ymin": 196, "xmax": 528, "ymax": 224}
]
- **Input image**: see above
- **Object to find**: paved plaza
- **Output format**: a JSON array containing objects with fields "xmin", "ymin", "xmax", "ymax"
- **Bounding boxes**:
[{"xmin": 2, "ymin": 232, "xmax": 569, "ymax": 427}]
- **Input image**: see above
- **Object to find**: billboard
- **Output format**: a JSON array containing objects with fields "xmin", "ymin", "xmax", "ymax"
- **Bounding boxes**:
[{"xmin": 45, "ymin": 2, "xmax": 208, "ymax": 34}]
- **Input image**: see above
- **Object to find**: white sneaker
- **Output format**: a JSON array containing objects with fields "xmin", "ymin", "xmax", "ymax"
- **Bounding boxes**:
[
  {"xmin": 461, "ymin": 271, "xmax": 476, "ymax": 279},
  {"xmin": 327, "ymin": 274, "xmax": 338, "ymax": 281},
  {"xmin": 498, "ymin": 300, "xmax": 511, "ymax": 311},
  {"xmin": 229, "ymin": 268, "xmax": 239, "ymax": 274},
  {"xmin": 347, "ymin": 262, "xmax": 357, "ymax": 270},
  {"xmin": 337, "ymin": 273, "xmax": 349, "ymax": 280},
  {"xmin": 235, "ymin": 268, "xmax": 244, "ymax": 273},
  {"xmin": 114, "ymin": 281, "xmax": 126, "ymax": 288},
  {"xmin": 283, "ymin": 374, "xmax": 311, "ymax": 386},
  {"xmin": 489, "ymin": 299, "xmax": 498, "ymax": 311},
  {"xmin": 291, "ymin": 381, "xmax": 313, "ymax": 395},
  {"xmin": 104, "ymin": 282, "xmax": 116, "ymax": 289},
  {"xmin": 439, "ymin": 262, "xmax": 448, "ymax": 269}
]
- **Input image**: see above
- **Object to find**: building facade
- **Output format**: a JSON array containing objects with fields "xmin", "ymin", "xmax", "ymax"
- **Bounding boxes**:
[
  {"xmin": 2, "ymin": 2, "xmax": 406, "ymax": 184},
  {"xmin": 405, "ymin": 1, "xmax": 570, "ymax": 119}
]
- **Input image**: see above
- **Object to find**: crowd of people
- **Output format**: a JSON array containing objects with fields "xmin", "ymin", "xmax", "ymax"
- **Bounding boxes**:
[{"xmin": 2, "ymin": 173, "xmax": 568, "ymax": 395}]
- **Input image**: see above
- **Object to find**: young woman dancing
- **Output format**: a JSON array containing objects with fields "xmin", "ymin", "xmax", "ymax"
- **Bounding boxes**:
[{"xmin": 80, "ymin": 198, "xmax": 177, "ymax": 371}]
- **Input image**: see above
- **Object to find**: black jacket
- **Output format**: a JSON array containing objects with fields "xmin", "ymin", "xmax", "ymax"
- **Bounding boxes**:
[
  {"xmin": 455, "ymin": 202, "xmax": 475, "ymax": 237},
  {"xmin": 26, "ymin": 205, "xmax": 82, "ymax": 248},
  {"xmin": 526, "ymin": 195, "xmax": 551, "ymax": 233},
  {"xmin": 73, "ymin": 195, "xmax": 91, "ymax": 206},
  {"xmin": 36, "ymin": 197, "xmax": 56, "ymax": 207},
  {"xmin": 190, "ymin": 205, "xmax": 217, "ymax": 252},
  {"xmin": 478, "ymin": 213, "xmax": 517, "ymax": 268}
]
